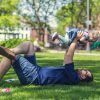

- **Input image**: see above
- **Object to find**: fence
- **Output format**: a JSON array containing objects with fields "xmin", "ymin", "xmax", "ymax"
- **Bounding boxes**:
[{"xmin": 0, "ymin": 33, "xmax": 30, "ymax": 41}]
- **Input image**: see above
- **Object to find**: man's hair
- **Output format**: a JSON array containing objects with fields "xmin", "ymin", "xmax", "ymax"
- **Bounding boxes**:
[{"xmin": 80, "ymin": 73, "xmax": 93, "ymax": 83}]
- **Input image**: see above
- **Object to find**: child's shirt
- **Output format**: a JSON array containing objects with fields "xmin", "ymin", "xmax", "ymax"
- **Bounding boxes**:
[{"xmin": 66, "ymin": 28, "xmax": 89, "ymax": 45}]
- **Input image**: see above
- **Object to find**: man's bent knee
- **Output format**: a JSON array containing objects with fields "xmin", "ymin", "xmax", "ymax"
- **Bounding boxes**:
[{"xmin": 26, "ymin": 41, "xmax": 33, "ymax": 46}]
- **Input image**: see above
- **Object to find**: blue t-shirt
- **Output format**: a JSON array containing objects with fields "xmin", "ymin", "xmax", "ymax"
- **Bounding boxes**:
[{"xmin": 38, "ymin": 63, "xmax": 80, "ymax": 85}]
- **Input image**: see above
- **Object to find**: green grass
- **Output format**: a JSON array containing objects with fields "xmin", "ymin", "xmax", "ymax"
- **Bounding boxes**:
[{"xmin": 0, "ymin": 52, "xmax": 100, "ymax": 100}]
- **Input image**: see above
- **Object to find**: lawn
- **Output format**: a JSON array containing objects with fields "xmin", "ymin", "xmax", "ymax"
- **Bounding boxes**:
[{"xmin": 0, "ymin": 52, "xmax": 100, "ymax": 100}]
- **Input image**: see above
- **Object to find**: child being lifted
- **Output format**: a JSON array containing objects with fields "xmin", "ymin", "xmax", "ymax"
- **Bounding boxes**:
[{"xmin": 52, "ymin": 28, "xmax": 99, "ymax": 46}]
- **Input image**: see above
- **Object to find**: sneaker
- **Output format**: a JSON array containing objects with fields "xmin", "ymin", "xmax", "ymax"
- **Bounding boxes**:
[
  {"xmin": 51, "ymin": 32, "xmax": 59, "ymax": 41},
  {"xmin": 0, "ymin": 46, "xmax": 15, "ymax": 60}
]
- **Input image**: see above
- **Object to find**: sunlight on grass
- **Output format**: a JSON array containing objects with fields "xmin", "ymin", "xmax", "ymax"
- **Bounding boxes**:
[{"xmin": 0, "ymin": 52, "xmax": 100, "ymax": 100}]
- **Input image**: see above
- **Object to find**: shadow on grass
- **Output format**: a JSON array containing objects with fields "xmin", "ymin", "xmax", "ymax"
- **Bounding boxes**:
[
  {"xmin": 0, "ymin": 54, "xmax": 100, "ymax": 100},
  {"xmin": 8, "ymin": 81, "xmax": 100, "ymax": 100}
]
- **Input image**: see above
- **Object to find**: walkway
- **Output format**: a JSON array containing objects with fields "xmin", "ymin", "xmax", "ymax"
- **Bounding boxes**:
[{"xmin": 47, "ymin": 50, "xmax": 100, "ymax": 56}]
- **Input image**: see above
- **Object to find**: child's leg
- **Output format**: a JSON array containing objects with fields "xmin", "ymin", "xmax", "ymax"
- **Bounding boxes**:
[
  {"xmin": 58, "ymin": 34, "xmax": 69, "ymax": 44},
  {"xmin": 51, "ymin": 32, "xmax": 70, "ymax": 46},
  {"xmin": 58, "ymin": 35, "xmax": 66, "ymax": 43}
]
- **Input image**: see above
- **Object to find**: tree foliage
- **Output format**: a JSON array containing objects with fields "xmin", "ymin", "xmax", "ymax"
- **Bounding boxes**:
[
  {"xmin": 56, "ymin": 0, "xmax": 87, "ymax": 34},
  {"xmin": 56, "ymin": 0, "xmax": 100, "ymax": 34},
  {"xmin": 91, "ymin": 0, "xmax": 100, "ymax": 28},
  {"xmin": 0, "ymin": 0, "xmax": 20, "ymax": 29},
  {"xmin": 18, "ymin": 0, "xmax": 56, "ymax": 28},
  {"xmin": 18, "ymin": 0, "xmax": 69, "ymax": 33}
]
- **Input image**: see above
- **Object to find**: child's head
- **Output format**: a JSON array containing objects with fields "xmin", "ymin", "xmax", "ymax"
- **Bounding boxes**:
[{"xmin": 88, "ymin": 30, "xmax": 99, "ymax": 42}]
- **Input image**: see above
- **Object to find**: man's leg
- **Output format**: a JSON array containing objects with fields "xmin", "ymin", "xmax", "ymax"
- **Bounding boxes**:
[
  {"xmin": 0, "ymin": 46, "xmax": 15, "ymax": 60},
  {"xmin": 0, "ymin": 41, "xmax": 35, "ymax": 81},
  {"xmin": 0, "ymin": 57, "xmax": 12, "ymax": 81},
  {"xmin": 11, "ymin": 41, "xmax": 35, "ymax": 55},
  {"xmin": 12, "ymin": 41, "xmax": 38, "ymax": 84}
]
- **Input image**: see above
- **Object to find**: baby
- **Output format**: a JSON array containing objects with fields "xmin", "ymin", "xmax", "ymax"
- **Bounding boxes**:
[{"xmin": 52, "ymin": 28, "xmax": 99, "ymax": 46}]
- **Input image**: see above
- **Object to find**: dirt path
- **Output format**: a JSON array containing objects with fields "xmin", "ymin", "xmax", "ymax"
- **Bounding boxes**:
[{"xmin": 48, "ymin": 50, "xmax": 100, "ymax": 56}]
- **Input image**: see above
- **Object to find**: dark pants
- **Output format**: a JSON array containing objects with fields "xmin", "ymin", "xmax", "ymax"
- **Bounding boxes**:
[{"xmin": 12, "ymin": 54, "xmax": 40, "ymax": 85}]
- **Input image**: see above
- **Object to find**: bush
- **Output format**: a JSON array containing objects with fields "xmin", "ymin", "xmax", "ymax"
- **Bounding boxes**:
[{"xmin": 0, "ymin": 39, "xmax": 26, "ymax": 48}]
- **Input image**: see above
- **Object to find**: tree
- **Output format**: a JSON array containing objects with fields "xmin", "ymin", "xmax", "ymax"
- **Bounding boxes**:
[
  {"xmin": 56, "ymin": 0, "xmax": 100, "ymax": 34},
  {"xmin": 0, "ymin": 0, "xmax": 20, "ymax": 30},
  {"xmin": 91, "ymin": 0, "xmax": 100, "ymax": 29},
  {"xmin": 18, "ymin": 0, "xmax": 69, "ymax": 34},
  {"xmin": 56, "ymin": 0, "xmax": 87, "ymax": 34}
]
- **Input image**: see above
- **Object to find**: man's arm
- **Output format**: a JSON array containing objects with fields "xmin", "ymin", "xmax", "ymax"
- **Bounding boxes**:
[
  {"xmin": 64, "ymin": 32, "xmax": 83, "ymax": 64},
  {"xmin": 64, "ymin": 39, "xmax": 77, "ymax": 64}
]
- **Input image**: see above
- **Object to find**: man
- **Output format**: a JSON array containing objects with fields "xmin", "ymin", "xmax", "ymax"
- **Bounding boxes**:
[{"xmin": 0, "ymin": 32, "xmax": 93, "ymax": 85}]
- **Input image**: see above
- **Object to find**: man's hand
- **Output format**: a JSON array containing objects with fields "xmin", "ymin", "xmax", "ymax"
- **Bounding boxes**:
[{"xmin": 76, "ymin": 31, "xmax": 84, "ymax": 40}]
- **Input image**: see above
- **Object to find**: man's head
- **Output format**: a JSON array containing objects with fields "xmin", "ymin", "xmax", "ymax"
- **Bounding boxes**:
[{"xmin": 77, "ymin": 69, "xmax": 93, "ymax": 83}]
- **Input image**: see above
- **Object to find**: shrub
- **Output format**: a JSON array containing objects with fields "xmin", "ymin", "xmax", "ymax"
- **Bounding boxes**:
[{"xmin": 0, "ymin": 39, "xmax": 26, "ymax": 48}]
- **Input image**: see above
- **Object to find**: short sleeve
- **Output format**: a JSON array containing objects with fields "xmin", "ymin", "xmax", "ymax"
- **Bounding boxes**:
[{"xmin": 64, "ymin": 63, "xmax": 79, "ymax": 84}]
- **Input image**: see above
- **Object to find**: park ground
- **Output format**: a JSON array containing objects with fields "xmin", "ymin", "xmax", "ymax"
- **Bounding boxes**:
[{"xmin": 0, "ymin": 52, "xmax": 100, "ymax": 100}]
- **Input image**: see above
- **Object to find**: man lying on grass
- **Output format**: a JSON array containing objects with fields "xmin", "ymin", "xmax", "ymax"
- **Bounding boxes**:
[{"xmin": 0, "ymin": 32, "xmax": 93, "ymax": 85}]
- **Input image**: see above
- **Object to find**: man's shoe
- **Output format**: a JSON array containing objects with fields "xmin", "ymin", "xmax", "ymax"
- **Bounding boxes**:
[
  {"xmin": 51, "ymin": 32, "xmax": 59, "ymax": 41},
  {"xmin": 0, "ymin": 46, "xmax": 15, "ymax": 60}
]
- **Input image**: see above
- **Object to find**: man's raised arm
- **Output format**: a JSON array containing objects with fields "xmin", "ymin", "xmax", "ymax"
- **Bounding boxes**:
[{"xmin": 64, "ymin": 32, "xmax": 83, "ymax": 64}]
